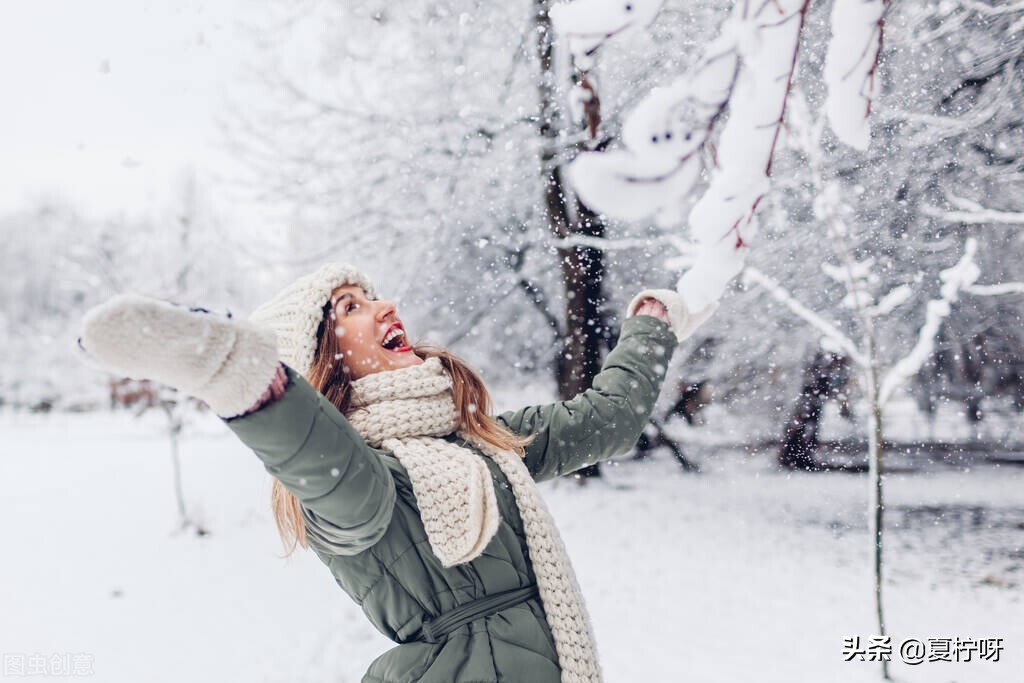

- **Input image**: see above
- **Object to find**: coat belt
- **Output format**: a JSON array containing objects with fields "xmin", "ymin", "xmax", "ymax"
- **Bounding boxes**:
[{"xmin": 417, "ymin": 585, "xmax": 540, "ymax": 643}]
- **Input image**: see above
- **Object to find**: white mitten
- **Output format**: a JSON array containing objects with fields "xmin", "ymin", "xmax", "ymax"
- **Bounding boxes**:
[
  {"xmin": 79, "ymin": 294, "xmax": 281, "ymax": 418},
  {"xmin": 626, "ymin": 288, "xmax": 718, "ymax": 342}
]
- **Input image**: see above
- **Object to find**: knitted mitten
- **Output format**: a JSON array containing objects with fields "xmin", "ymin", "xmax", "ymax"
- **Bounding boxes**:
[
  {"xmin": 78, "ymin": 294, "xmax": 281, "ymax": 418},
  {"xmin": 627, "ymin": 288, "xmax": 718, "ymax": 342}
]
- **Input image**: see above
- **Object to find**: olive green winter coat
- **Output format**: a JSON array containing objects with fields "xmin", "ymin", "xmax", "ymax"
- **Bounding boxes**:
[{"xmin": 225, "ymin": 315, "xmax": 677, "ymax": 683}]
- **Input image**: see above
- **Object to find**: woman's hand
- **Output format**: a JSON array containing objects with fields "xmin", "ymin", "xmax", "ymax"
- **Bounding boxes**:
[
  {"xmin": 627, "ymin": 289, "xmax": 717, "ymax": 342},
  {"xmin": 78, "ymin": 294, "xmax": 281, "ymax": 418},
  {"xmin": 240, "ymin": 363, "xmax": 289, "ymax": 417},
  {"xmin": 633, "ymin": 297, "xmax": 671, "ymax": 325}
]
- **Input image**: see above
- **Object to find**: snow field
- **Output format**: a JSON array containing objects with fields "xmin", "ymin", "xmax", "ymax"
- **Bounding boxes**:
[{"xmin": 1, "ymin": 411, "xmax": 1020, "ymax": 682}]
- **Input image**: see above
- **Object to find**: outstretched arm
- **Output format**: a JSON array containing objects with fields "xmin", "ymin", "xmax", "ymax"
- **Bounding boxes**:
[
  {"xmin": 225, "ymin": 365, "xmax": 396, "ymax": 555},
  {"xmin": 497, "ymin": 314, "xmax": 676, "ymax": 482},
  {"xmin": 496, "ymin": 290, "xmax": 715, "ymax": 482},
  {"xmin": 78, "ymin": 294, "xmax": 394, "ymax": 555}
]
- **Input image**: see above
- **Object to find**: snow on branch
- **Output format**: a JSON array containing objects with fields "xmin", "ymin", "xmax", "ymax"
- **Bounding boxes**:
[
  {"xmin": 566, "ymin": 150, "xmax": 703, "ymax": 222},
  {"xmin": 824, "ymin": 0, "xmax": 888, "ymax": 150},
  {"xmin": 565, "ymin": 29, "xmax": 738, "ymax": 225},
  {"xmin": 961, "ymin": 0, "xmax": 1024, "ymax": 17},
  {"xmin": 878, "ymin": 238, "xmax": 980, "ymax": 404},
  {"xmin": 565, "ymin": 0, "xmax": 812, "ymax": 311},
  {"xmin": 743, "ymin": 265, "xmax": 868, "ymax": 366},
  {"xmin": 820, "ymin": 256, "xmax": 914, "ymax": 318},
  {"xmin": 867, "ymin": 284, "xmax": 914, "ymax": 317},
  {"xmin": 965, "ymin": 282, "xmax": 1024, "ymax": 296},
  {"xmin": 548, "ymin": 234, "xmax": 670, "ymax": 251},
  {"xmin": 550, "ymin": 0, "xmax": 665, "ymax": 68},
  {"xmin": 678, "ymin": 0, "xmax": 810, "ymax": 311},
  {"xmin": 921, "ymin": 205, "xmax": 1024, "ymax": 225},
  {"xmin": 876, "ymin": 59, "xmax": 1016, "ymax": 141}
]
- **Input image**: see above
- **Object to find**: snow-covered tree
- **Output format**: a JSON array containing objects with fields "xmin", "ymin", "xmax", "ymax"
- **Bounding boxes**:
[{"xmin": 548, "ymin": 0, "xmax": 1023, "ymax": 676}]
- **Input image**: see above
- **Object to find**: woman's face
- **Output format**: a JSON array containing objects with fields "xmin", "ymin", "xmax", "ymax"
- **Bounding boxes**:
[{"xmin": 330, "ymin": 284, "xmax": 423, "ymax": 379}]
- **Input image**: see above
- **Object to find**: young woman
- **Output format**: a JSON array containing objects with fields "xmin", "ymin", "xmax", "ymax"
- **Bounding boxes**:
[{"xmin": 78, "ymin": 263, "xmax": 713, "ymax": 683}]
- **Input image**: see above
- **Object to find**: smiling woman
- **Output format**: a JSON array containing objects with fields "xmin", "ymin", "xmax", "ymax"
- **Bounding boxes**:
[
  {"xmin": 328, "ymin": 285, "xmax": 423, "ymax": 378},
  {"xmin": 77, "ymin": 261, "xmax": 714, "ymax": 683}
]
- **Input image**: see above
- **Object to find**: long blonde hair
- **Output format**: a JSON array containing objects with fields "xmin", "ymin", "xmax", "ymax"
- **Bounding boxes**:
[{"xmin": 271, "ymin": 300, "xmax": 533, "ymax": 557}]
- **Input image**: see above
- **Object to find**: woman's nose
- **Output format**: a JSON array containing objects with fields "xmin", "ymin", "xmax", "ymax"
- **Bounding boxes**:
[{"xmin": 375, "ymin": 299, "xmax": 398, "ymax": 321}]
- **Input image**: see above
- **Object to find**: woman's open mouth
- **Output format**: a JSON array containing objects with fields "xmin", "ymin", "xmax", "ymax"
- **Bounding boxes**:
[{"xmin": 381, "ymin": 323, "xmax": 412, "ymax": 352}]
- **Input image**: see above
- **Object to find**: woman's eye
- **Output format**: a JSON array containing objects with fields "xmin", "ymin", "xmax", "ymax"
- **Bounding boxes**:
[{"xmin": 346, "ymin": 302, "xmax": 358, "ymax": 313}]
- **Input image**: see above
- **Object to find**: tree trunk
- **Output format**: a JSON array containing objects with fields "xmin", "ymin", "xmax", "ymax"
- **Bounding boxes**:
[
  {"xmin": 555, "ymin": 199, "xmax": 606, "ymax": 398},
  {"xmin": 779, "ymin": 352, "xmax": 849, "ymax": 470},
  {"xmin": 864, "ymin": 340, "xmax": 890, "ymax": 681},
  {"xmin": 164, "ymin": 402, "xmax": 190, "ymax": 531},
  {"xmin": 164, "ymin": 399, "xmax": 208, "ymax": 537},
  {"xmin": 534, "ymin": 0, "xmax": 608, "ymax": 479}
]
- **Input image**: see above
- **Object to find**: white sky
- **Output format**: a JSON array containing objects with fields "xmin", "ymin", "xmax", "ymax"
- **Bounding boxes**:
[{"xmin": 0, "ymin": 0, "xmax": 253, "ymax": 216}]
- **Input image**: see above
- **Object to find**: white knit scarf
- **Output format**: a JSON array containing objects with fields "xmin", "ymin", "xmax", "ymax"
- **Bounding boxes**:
[{"xmin": 345, "ymin": 357, "xmax": 603, "ymax": 683}]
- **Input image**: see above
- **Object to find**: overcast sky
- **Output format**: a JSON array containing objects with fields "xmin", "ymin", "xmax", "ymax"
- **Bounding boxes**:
[{"xmin": 0, "ymin": 0, "xmax": 253, "ymax": 216}]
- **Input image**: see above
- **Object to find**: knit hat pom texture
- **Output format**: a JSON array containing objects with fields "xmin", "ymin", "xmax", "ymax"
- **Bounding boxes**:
[{"xmin": 249, "ymin": 263, "xmax": 376, "ymax": 378}]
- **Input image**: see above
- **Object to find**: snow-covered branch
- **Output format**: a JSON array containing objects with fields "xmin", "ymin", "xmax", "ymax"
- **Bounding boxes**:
[
  {"xmin": 550, "ymin": 0, "xmax": 665, "ymax": 68},
  {"xmin": 965, "ymin": 282, "xmax": 1024, "ymax": 296},
  {"xmin": 878, "ymin": 238, "xmax": 980, "ymax": 404},
  {"xmin": 548, "ymin": 234, "xmax": 670, "ymax": 251},
  {"xmin": 564, "ymin": 23, "xmax": 741, "ymax": 226},
  {"xmin": 565, "ymin": 150, "xmax": 704, "ymax": 222},
  {"xmin": 678, "ymin": 0, "xmax": 811, "ymax": 311},
  {"xmin": 565, "ymin": 0, "xmax": 813, "ymax": 312},
  {"xmin": 921, "ymin": 205, "xmax": 1024, "ymax": 225},
  {"xmin": 876, "ymin": 59, "xmax": 1017, "ymax": 142},
  {"xmin": 867, "ymin": 284, "xmax": 913, "ymax": 317},
  {"xmin": 824, "ymin": 0, "xmax": 888, "ymax": 150},
  {"xmin": 961, "ymin": 0, "xmax": 1024, "ymax": 17},
  {"xmin": 743, "ymin": 266, "xmax": 868, "ymax": 367}
]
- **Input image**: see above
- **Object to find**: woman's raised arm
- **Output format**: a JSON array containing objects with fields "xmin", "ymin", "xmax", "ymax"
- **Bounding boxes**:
[
  {"xmin": 497, "ymin": 315, "xmax": 677, "ymax": 482},
  {"xmin": 224, "ymin": 365, "xmax": 396, "ymax": 554},
  {"xmin": 78, "ymin": 294, "xmax": 395, "ymax": 554},
  {"xmin": 496, "ymin": 289, "xmax": 716, "ymax": 483}
]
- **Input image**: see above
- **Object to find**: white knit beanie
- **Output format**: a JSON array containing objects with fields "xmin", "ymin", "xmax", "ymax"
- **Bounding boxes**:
[{"xmin": 249, "ymin": 263, "xmax": 377, "ymax": 378}]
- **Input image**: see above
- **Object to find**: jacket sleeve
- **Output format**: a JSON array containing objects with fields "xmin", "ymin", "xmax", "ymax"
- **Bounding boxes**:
[
  {"xmin": 496, "ymin": 315, "xmax": 678, "ymax": 483},
  {"xmin": 223, "ymin": 366, "xmax": 395, "ymax": 555}
]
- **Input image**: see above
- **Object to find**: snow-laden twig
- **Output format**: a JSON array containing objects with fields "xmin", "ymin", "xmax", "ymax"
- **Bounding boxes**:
[
  {"xmin": 824, "ymin": 0, "xmax": 888, "ymax": 150},
  {"xmin": 566, "ymin": 150, "xmax": 703, "ymax": 222},
  {"xmin": 875, "ymin": 59, "xmax": 1017, "ymax": 143},
  {"xmin": 944, "ymin": 193, "xmax": 986, "ymax": 212},
  {"xmin": 822, "ymin": 257, "xmax": 877, "ymax": 288},
  {"xmin": 921, "ymin": 205, "xmax": 1024, "ymax": 225},
  {"xmin": 564, "ymin": 0, "xmax": 813, "ymax": 311},
  {"xmin": 867, "ymin": 284, "xmax": 913, "ymax": 317},
  {"xmin": 743, "ymin": 266, "xmax": 868, "ymax": 367},
  {"xmin": 878, "ymin": 238, "xmax": 980, "ymax": 404},
  {"xmin": 678, "ymin": 0, "xmax": 810, "ymax": 310},
  {"xmin": 550, "ymin": 0, "xmax": 665, "ymax": 68},
  {"xmin": 548, "ymin": 234, "xmax": 670, "ymax": 251},
  {"xmin": 965, "ymin": 282, "xmax": 1024, "ymax": 296},
  {"xmin": 961, "ymin": 0, "xmax": 1024, "ymax": 17},
  {"xmin": 565, "ymin": 31, "xmax": 740, "ymax": 224}
]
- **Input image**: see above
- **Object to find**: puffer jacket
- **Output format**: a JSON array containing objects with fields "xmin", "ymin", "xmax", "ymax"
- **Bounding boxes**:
[{"xmin": 225, "ymin": 315, "xmax": 677, "ymax": 682}]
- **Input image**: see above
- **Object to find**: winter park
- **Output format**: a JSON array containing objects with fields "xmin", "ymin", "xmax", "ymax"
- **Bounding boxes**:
[{"xmin": 2, "ymin": 1, "xmax": 1023, "ymax": 682}]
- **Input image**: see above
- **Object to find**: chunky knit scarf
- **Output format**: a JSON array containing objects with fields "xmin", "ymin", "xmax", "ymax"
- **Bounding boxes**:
[{"xmin": 345, "ymin": 357, "xmax": 602, "ymax": 683}]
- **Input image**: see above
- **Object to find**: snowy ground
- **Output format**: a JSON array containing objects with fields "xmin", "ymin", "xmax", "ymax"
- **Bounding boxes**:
[{"xmin": 2, "ymin": 409, "xmax": 1021, "ymax": 682}]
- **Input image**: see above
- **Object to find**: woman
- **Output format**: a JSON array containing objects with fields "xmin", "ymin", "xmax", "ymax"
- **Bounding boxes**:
[{"xmin": 78, "ymin": 263, "xmax": 713, "ymax": 683}]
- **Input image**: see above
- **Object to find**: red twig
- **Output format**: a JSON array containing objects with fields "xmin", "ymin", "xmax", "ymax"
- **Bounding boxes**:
[
  {"xmin": 764, "ymin": 1, "xmax": 811, "ymax": 178},
  {"xmin": 865, "ymin": 2, "xmax": 889, "ymax": 118}
]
